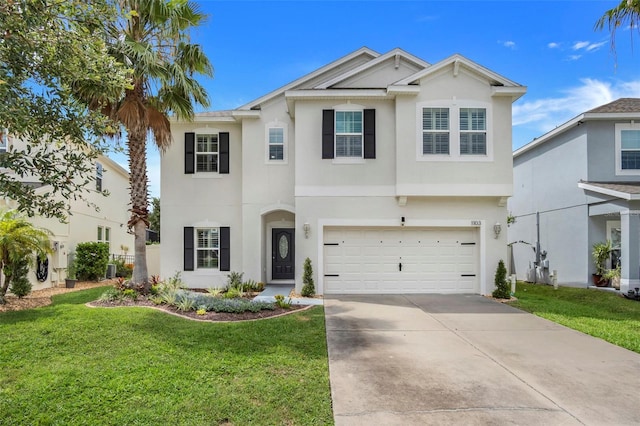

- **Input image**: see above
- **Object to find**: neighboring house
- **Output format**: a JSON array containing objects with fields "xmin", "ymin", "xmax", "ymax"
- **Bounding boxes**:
[
  {"xmin": 161, "ymin": 47, "xmax": 526, "ymax": 295},
  {"xmin": 0, "ymin": 131, "xmax": 134, "ymax": 290},
  {"xmin": 509, "ymin": 98, "xmax": 640, "ymax": 294}
]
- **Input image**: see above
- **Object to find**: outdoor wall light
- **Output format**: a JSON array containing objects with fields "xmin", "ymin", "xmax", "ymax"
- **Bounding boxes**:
[
  {"xmin": 303, "ymin": 222, "xmax": 310, "ymax": 239},
  {"xmin": 401, "ymin": 216, "xmax": 405, "ymax": 226},
  {"xmin": 493, "ymin": 222, "xmax": 502, "ymax": 239}
]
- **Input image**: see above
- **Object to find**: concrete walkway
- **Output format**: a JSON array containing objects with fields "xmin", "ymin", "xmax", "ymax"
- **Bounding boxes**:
[
  {"xmin": 252, "ymin": 284, "xmax": 323, "ymax": 305},
  {"xmin": 324, "ymin": 294, "xmax": 640, "ymax": 425}
]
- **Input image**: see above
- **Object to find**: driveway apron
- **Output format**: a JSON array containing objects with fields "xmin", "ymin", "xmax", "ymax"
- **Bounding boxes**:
[{"xmin": 324, "ymin": 294, "xmax": 640, "ymax": 425}]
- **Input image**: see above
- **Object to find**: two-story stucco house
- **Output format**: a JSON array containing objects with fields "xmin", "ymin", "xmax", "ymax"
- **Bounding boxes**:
[
  {"xmin": 161, "ymin": 47, "xmax": 526, "ymax": 295},
  {"xmin": 0, "ymin": 130, "xmax": 134, "ymax": 290},
  {"xmin": 509, "ymin": 98, "xmax": 640, "ymax": 295}
]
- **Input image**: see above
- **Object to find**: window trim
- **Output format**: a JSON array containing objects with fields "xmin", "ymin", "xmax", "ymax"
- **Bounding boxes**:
[
  {"xmin": 96, "ymin": 162, "xmax": 103, "ymax": 192},
  {"xmin": 615, "ymin": 123, "xmax": 640, "ymax": 176},
  {"xmin": 97, "ymin": 226, "xmax": 111, "ymax": 250},
  {"xmin": 265, "ymin": 122, "xmax": 288, "ymax": 164},
  {"xmin": 195, "ymin": 227, "xmax": 220, "ymax": 270},
  {"xmin": 335, "ymin": 109, "xmax": 364, "ymax": 160},
  {"xmin": 195, "ymin": 133, "xmax": 219, "ymax": 174},
  {"xmin": 0, "ymin": 129, "xmax": 8, "ymax": 153},
  {"xmin": 459, "ymin": 107, "xmax": 487, "ymax": 155},
  {"xmin": 416, "ymin": 100, "xmax": 493, "ymax": 162},
  {"xmin": 422, "ymin": 107, "xmax": 451, "ymax": 156}
]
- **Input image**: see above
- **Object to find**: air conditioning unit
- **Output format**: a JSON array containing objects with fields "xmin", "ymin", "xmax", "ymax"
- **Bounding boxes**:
[{"xmin": 106, "ymin": 264, "xmax": 116, "ymax": 279}]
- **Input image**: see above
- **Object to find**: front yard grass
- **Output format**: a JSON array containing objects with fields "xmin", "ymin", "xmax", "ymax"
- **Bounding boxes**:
[
  {"xmin": 0, "ymin": 287, "xmax": 333, "ymax": 425},
  {"xmin": 510, "ymin": 282, "xmax": 640, "ymax": 354}
]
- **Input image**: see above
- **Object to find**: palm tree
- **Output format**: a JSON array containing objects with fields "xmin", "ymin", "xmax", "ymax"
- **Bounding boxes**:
[
  {"xmin": 0, "ymin": 210, "xmax": 52, "ymax": 304},
  {"xmin": 595, "ymin": 0, "xmax": 640, "ymax": 54},
  {"xmin": 89, "ymin": 0, "xmax": 212, "ymax": 289}
]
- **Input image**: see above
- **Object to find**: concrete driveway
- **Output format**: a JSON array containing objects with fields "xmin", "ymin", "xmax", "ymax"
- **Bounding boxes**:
[{"xmin": 324, "ymin": 294, "xmax": 640, "ymax": 425}]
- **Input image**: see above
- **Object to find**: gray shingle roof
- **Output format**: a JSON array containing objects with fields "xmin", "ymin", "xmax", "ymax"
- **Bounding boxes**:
[
  {"xmin": 581, "ymin": 181, "xmax": 640, "ymax": 195},
  {"xmin": 587, "ymin": 98, "xmax": 640, "ymax": 113}
]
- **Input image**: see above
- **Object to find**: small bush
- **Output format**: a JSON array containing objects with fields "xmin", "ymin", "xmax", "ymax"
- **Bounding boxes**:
[
  {"xmin": 301, "ymin": 257, "xmax": 315, "ymax": 297},
  {"xmin": 98, "ymin": 288, "xmax": 123, "ymax": 302},
  {"xmin": 175, "ymin": 295, "xmax": 196, "ymax": 312},
  {"xmin": 114, "ymin": 259, "xmax": 133, "ymax": 278},
  {"xmin": 196, "ymin": 308, "xmax": 206, "ymax": 315},
  {"xmin": 492, "ymin": 259, "xmax": 510, "ymax": 299},
  {"xmin": 8, "ymin": 256, "xmax": 32, "ymax": 298},
  {"xmin": 225, "ymin": 271, "xmax": 244, "ymax": 290},
  {"xmin": 223, "ymin": 287, "xmax": 242, "ymax": 299},
  {"xmin": 207, "ymin": 287, "xmax": 223, "ymax": 297},
  {"xmin": 76, "ymin": 242, "xmax": 110, "ymax": 281},
  {"xmin": 274, "ymin": 294, "xmax": 292, "ymax": 309},
  {"xmin": 122, "ymin": 289, "xmax": 137, "ymax": 300}
]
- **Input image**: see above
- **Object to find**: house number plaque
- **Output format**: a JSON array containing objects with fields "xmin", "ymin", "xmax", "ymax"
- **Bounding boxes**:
[{"xmin": 471, "ymin": 221, "xmax": 482, "ymax": 226}]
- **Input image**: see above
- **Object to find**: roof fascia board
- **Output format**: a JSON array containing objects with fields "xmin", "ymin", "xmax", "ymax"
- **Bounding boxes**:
[
  {"xmin": 514, "ymin": 114, "xmax": 585, "ymax": 158},
  {"xmin": 491, "ymin": 86, "xmax": 527, "ymax": 101},
  {"xmin": 514, "ymin": 111, "xmax": 640, "ymax": 159},
  {"xmin": 285, "ymin": 89, "xmax": 390, "ymax": 118},
  {"xmin": 314, "ymin": 48, "xmax": 430, "ymax": 89},
  {"xmin": 578, "ymin": 182, "xmax": 639, "ymax": 200},
  {"xmin": 395, "ymin": 54, "xmax": 521, "ymax": 88},
  {"xmin": 238, "ymin": 47, "xmax": 380, "ymax": 110},
  {"xmin": 98, "ymin": 154, "xmax": 129, "ymax": 178}
]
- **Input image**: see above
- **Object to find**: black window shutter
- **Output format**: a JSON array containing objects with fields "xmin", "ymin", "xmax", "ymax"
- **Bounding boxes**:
[
  {"xmin": 220, "ymin": 227, "xmax": 230, "ymax": 271},
  {"xmin": 364, "ymin": 109, "xmax": 376, "ymax": 159},
  {"xmin": 322, "ymin": 109, "xmax": 335, "ymax": 159},
  {"xmin": 219, "ymin": 132, "xmax": 230, "ymax": 174},
  {"xmin": 184, "ymin": 227, "xmax": 194, "ymax": 271},
  {"xmin": 185, "ymin": 133, "xmax": 195, "ymax": 174}
]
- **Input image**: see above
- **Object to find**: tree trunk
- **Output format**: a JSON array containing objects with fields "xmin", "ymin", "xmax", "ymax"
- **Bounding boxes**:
[
  {"xmin": 127, "ymin": 120, "xmax": 150, "ymax": 290},
  {"xmin": 0, "ymin": 268, "xmax": 12, "ymax": 305}
]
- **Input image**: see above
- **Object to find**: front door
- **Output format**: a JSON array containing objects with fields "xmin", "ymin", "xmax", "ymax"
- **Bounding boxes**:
[{"xmin": 272, "ymin": 228, "xmax": 295, "ymax": 280}]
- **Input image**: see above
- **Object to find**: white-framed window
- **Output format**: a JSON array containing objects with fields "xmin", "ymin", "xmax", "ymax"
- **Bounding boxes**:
[
  {"xmin": 616, "ymin": 123, "xmax": 640, "ymax": 175},
  {"xmin": 422, "ymin": 108, "xmax": 450, "ymax": 155},
  {"xmin": 459, "ymin": 108, "xmax": 487, "ymax": 155},
  {"xmin": 335, "ymin": 111, "xmax": 363, "ymax": 158},
  {"xmin": 97, "ymin": 226, "xmax": 111, "ymax": 250},
  {"xmin": 196, "ymin": 134, "xmax": 218, "ymax": 173},
  {"xmin": 196, "ymin": 228, "xmax": 219, "ymax": 269},
  {"xmin": 0, "ymin": 129, "xmax": 7, "ymax": 153},
  {"xmin": 416, "ymin": 101, "xmax": 492, "ymax": 162},
  {"xmin": 268, "ymin": 128, "xmax": 284, "ymax": 161},
  {"xmin": 96, "ymin": 162, "xmax": 103, "ymax": 191}
]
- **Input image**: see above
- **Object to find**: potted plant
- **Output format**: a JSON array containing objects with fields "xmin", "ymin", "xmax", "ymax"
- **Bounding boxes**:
[
  {"xmin": 65, "ymin": 254, "xmax": 78, "ymax": 288},
  {"xmin": 592, "ymin": 240, "xmax": 612, "ymax": 286},
  {"xmin": 603, "ymin": 265, "xmax": 621, "ymax": 290}
]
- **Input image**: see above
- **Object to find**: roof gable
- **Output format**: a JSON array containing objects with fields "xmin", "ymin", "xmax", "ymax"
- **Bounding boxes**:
[
  {"xmin": 238, "ymin": 47, "xmax": 379, "ymax": 110},
  {"xmin": 395, "ymin": 54, "xmax": 521, "ymax": 88},
  {"xmin": 314, "ymin": 48, "xmax": 430, "ymax": 89}
]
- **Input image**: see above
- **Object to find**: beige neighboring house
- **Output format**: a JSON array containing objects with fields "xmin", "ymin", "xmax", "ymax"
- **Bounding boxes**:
[
  {"xmin": 0, "ymin": 131, "xmax": 134, "ymax": 290},
  {"xmin": 161, "ymin": 47, "xmax": 526, "ymax": 295}
]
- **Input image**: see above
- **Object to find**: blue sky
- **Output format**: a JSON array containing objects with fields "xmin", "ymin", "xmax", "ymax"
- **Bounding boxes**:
[{"xmin": 121, "ymin": 0, "xmax": 640, "ymax": 198}]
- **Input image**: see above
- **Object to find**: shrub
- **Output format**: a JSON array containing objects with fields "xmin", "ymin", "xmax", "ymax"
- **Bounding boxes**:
[
  {"xmin": 492, "ymin": 259, "xmax": 510, "ymax": 299},
  {"xmin": 8, "ymin": 256, "xmax": 32, "ymax": 298},
  {"xmin": 76, "ymin": 242, "xmax": 110, "ymax": 281},
  {"xmin": 223, "ymin": 287, "xmax": 242, "ymax": 299},
  {"xmin": 196, "ymin": 308, "xmax": 206, "ymax": 315},
  {"xmin": 98, "ymin": 288, "xmax": 123, "ymax": 302},
  {"xmin": 122, "ymin": 289, "xmax": 137, "ymax": 300},
  {"xmin": 225, "ymin": 271, "xmax": 244, "ymax": 290},
  {"xmin": 175, "ymin": 294, "xmax": 195, "ymax": 312},
  {"xmin": 274, "ymin": 294, "xmax": 292, "ymax": 309},
  {"xmin": 301, "ymin": 257, "xmax": 315, "ymax": 297},
  {"xmin": 207, "ymin": 287, "xmax": 223, "ymax": 297},
  {"xmin": 114, "ymin": 258, "xmax": 133, "ymax": 278}
]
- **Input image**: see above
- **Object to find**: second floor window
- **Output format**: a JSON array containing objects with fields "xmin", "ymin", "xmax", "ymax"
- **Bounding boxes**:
[
  {"xmin": 268, "ymin": 128, "xmax": 284, "ymax": 160},
  {"xmin": 97, "ymin": 226, "xmax": 111, "ymax": 250},
  {"xmin": 0, "ymin": 129, "xmax": 7, "ymax": 153},
  {"xmin": 621, "ymin": 129, "xmax": 640, "ymax": 170},
  {"xmin": 422, "ymin": 108, "xmax": 450, "ymax": 155},
  {"xmin": 460, "ymin": 108, "xmax": 486, "ymax": 155},
  {"xmin": 196, "ymin": 134, "xmax": 218, "ymax": 172},
  {"xmin": 335, "ymin": 111, "xmax": 362, "ymax": 158},
  {"xmin": 96, "ymin": 162, "xmax": 103, "ymax": 191}
]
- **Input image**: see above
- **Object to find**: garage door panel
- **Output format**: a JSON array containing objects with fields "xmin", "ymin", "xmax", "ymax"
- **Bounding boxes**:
[{"xmin": 324, "ymin": 227, "xmax": 479, "ymax": 294}]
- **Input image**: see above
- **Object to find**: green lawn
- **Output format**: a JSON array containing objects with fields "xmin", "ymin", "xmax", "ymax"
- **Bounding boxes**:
[
  {"xmin": 0, "ymin": 287, "xmax": 333, "ymax": 425},
  {"xmin": 510, "ymin": 282, "xmax": 640, "ymax": 353}
]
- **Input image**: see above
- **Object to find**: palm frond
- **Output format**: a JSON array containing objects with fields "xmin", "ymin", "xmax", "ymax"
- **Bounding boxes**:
[{"xmin": 146, "ymin": 105, "xmax": 172, "ymax": 153}]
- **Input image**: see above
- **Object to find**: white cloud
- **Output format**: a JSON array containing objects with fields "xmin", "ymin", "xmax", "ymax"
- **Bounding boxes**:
[
  {"xmin": 502, "ymin": 40, "xmax": 516, "ymax": 49},
  {"xmin": 567, "ymin": 54, "xmax": 582, "ymax": 61},
  {"xmin": 572, "ymin": 41, "xmax": 590, "ymax": 50},
  {"xmin": 547, "ymin": 42, "xmax": 560, "ymax": 49},
  {"xmin": 513, "ymin": 78, "xmax": 640, "ymax": 136},
  {"xmin": 572, "ymin": 40, "xmax": 608, "ymax": 52}
]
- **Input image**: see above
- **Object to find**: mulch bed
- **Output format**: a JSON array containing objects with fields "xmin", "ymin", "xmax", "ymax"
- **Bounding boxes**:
[{"xmin": 88, "ymin": 297, "xmax": 310, "ymax": 322}]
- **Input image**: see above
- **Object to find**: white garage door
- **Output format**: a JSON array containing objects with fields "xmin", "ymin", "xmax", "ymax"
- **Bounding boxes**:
[{"xmin": 323, "ymin": 227, "xmax": 478, "ymax": 294}]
